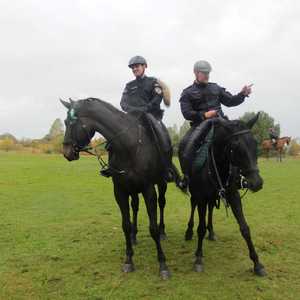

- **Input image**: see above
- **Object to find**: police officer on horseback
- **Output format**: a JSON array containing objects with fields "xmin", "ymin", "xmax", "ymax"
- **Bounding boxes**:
[
  {"xmin": 179, "ymin": 60, "xmax": 253, "ymax": 187},
  {"xmin": 268, "ymin": 127, "xmax": 278, "ymax": 147},
  {"xmin": 102, "ymin": 56, "xmax": 177, "ymax": 183},
  {"xmin": 120, "ymin": 56, "xmax": 166, "ymax": 120}
]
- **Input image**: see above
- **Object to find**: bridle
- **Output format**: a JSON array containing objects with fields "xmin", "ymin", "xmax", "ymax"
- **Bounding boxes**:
[
  {"xmin": 209, "ymin": 125, "xmax": 258, "ymax": 213},
  {"xmin": 63, "ymin": 107, "xmax": 144, "ymax": 174}
]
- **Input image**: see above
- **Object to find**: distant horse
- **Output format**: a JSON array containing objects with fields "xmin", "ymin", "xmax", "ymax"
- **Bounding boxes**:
[
  {"xmin": 61, "ymin": 97, "xmax": 182, "ymax": 279},
  {"xmin": 179, "ymin": 114, "xmax": 266, "ymax": 276},
  {"xmin": 262, "ymin": 137, "xmax": 291, "ymax": 162}
]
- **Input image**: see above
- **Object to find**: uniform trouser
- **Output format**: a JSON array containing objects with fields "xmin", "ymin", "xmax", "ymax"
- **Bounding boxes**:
[{"xmin": 179, "ymin": 119, "xmax": 214, "ymax": 178}]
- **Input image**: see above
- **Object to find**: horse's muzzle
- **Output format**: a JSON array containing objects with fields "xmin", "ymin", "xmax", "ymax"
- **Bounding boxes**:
[
  {"xmin": 63, "ymin": 144, "xmax": 79, "ymax": 161},
  {"xmin": 246, "ymin": 172, "xmax": 263, "ymax": 192}
]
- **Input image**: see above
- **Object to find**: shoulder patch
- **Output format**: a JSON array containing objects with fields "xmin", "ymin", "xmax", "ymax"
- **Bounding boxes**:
[
  {"xmin": 154, "ymin": 86, "xmax": 163, "ymax": 94},
  {"xmin": 157, "ymin": 79, "xmax": 171, "ymax": 107}
]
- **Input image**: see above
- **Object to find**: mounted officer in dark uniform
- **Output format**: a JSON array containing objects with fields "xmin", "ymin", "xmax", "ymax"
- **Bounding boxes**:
[
  {"xmin": 179, "ymin": 60, "xmax": 253, "ymax": 188},
  {"xmin": 120, "ymin": 56, "xmax": 166, "ymax": 120},
  {"xmin": 269, "ymin": 127, "xmax": 278, "ymax": 147},
  {"xmin": 101, "ymin": 56, "xmax": 177, "ymax": 182}
]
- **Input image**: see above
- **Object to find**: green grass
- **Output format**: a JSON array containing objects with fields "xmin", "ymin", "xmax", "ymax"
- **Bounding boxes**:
[{"xmin": 0, "ymin": 152, "xmax": 300, "ymax": 300}]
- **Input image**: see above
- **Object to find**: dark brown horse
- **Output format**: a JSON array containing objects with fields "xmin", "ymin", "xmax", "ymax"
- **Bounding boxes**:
[{"xmin": 262, "ymin": 136, "xmax": 291, "ymax": 162}]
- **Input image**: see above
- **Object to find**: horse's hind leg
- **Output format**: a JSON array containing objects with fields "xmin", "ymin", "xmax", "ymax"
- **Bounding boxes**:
[
  {"xmin": 143, "ymin": 185, "xmax": 170, "ymax": 279},
  {"xmin": 130, "ymin": 194, "xmax": 139, "ymax": 245},
  {"xmin": 207, "ymin": 201, "xmax": 216, "ymax": 241},
  {"xmin": 194, "ymin": 201, "xmax": 207, "ymax": 272},
  {"xmin": 228, "ymin": 191, "xmax": 266, "ymax": 276},
  {"xmin": 158, "ymin": 182, "xmax": 167, "ymax": 240},
  {"xmin": 114, "ymin": 186, "xmax": 135, "ymax": 273},
  {"xmin": 185, "ymin": 196, "xmax": 197, "ymax": 240}
]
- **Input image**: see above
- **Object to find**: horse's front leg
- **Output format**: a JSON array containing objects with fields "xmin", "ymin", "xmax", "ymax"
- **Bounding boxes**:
[
  {"xmin": 143, "ymin": 185, "xmax": 170, "ymax": 279},
  {"xmin": 130, "ymin": 194, "xmax": 139, "ymax": 245},
  {"xmin": 194, "ymin": 200, "xmax": 207, "ymax": 272},
  {"xmin": 158, "ymin": 182, "xmax": 167, "ymax": 240},
  {"xmin": 228, "ymin": 191, "xmax": 266, "ymax": 276},
  {"xmin": 114, "ymin": 185, "xmax": 134, "ymax": 273},
  {"xmin": 207, "ymin": 201, "xmax": 216, "ymax": 241},
  {"xmin": 185, "ymin": 196, "xmax": 197, "ymax": 241}
]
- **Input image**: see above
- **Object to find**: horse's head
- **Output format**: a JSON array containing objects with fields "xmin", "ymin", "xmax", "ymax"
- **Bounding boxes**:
[
  {"xmin": 60, "ymin": 99, "xmax": 95, "ymax": 161},
  {"xmin": 216, "ymin": 113, "xmax": 263, "ymax": 192}
]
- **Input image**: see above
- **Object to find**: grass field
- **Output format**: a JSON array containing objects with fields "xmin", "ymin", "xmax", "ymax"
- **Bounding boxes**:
[{"xmin": 0, "ymin": 152, "xmax": 300, "ymax": 300}]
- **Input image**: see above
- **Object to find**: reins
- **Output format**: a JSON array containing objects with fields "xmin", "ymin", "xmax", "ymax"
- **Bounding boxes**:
[
  {"xmin": 67, "ymin": 111, "xmax": 145, "ymax": 175},
  {"xmin": 208, "ymin": 125, "xmax": 252, "ymax": 215}
]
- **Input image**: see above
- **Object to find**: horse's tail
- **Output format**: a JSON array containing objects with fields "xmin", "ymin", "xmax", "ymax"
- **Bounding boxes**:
[{"xmin": 157, "ymin": 79, "xmax": 171, "ymax": 107}]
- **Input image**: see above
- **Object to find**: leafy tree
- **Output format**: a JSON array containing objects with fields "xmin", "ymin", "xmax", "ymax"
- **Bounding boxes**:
[
  {"xmin": 0, "ymin": 137, "xmax": 17, "ymax": 151},
  {"xmin": 288, "ymin": 139, "xmax": 300, "ymax": 156},
  {"xmin": 239, "ymin": 111, "xmax": 280, "ymax": 153},
  {"xmin": 44, "ymin": 118, "xmax": 64, "ymax": 141},
  {"xmin": 0, "ymin": 133, "xmax": 17, "ymax": 143},
  {"xmin": 179, "ymin": 120, "xmax": 190, "ymax": 139}
]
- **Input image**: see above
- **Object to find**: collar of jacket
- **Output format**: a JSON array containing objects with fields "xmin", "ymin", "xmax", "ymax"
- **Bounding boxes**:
[
  {"xmin": 135, "ymin": 74, "xmax": 146, "ymax": 81},
  {"xmin": 194, "ymin": 80, "xmax": 209, "ymax": 88}
]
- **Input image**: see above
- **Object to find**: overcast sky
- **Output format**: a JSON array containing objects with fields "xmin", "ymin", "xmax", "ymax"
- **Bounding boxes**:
[{"xmin": 0, "ymin": 0, "xmax": 299, "ymax": 139}]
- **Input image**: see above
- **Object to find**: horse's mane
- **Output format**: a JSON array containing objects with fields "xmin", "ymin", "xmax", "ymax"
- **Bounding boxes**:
[
  {"xmin": 75, "ymin": 97, "xmax": 122, "ymax": 114},
  {"xmin": 214, "ymin": 118, "xmax": 248, "ymax": 131}
]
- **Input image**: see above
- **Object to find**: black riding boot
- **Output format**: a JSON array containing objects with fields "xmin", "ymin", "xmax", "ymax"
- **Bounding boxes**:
[{"xmin": 144, "ymin": 113, "xmax": 180, "ymax": 183}]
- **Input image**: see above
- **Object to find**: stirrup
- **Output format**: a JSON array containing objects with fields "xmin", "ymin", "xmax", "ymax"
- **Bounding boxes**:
[
  {"xmin": 100, "ymin": 167, "xmax": 113, "ymax": 178},
  {"xmin": 178, "ymin": 175, "xmax": 189, "ymax": 191}
]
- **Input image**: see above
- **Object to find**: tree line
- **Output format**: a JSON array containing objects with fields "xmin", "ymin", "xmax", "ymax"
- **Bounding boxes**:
[{"xmin": 1, "ymin": 111, "xmax": 299, "ymax": 156}]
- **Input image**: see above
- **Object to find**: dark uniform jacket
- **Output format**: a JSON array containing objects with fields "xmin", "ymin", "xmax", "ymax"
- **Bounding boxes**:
[
  {"xmin": 120, "ymin": 76, "xmax": 163, "ymax": 119},
  {"xmin": 179, "ymin": 81, "xmax": 246, "ymax": 125}
]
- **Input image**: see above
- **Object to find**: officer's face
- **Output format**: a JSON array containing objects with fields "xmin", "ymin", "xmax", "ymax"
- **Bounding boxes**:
[
  {"xmin": 131, "ymin": 64, "xmax": 146, "ymax": 77},
  {"xmin": 195, "ymin": 71, "xmax": 209, "ymax": 83}
]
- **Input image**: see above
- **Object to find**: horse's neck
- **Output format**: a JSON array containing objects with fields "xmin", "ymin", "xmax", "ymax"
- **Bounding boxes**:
[{"xmin": 87, "ymin": 102, "xmax": 138, "ymax": 152}]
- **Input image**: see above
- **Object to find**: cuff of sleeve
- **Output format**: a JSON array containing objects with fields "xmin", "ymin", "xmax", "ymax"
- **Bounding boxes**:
[
  {"xmin": 238, "ymin": 92, "xmax": 247, "ymax": 99},
  {"xmin": 199, "ymin": 112, "xmax": 205, "ymax": 121}
]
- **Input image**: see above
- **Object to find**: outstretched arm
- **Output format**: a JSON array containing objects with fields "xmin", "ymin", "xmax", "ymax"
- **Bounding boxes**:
[{"xmin": 219, "ymin": 84, "xmax": 252, "ymax": 107}]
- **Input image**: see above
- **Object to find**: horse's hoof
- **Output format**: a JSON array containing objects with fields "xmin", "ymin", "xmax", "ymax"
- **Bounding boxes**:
[
  {"xmin": 185, "ymin": 231, "xmax": 193, "ymax": 241},
  {"xmin": 207, "ymin": 234, "xmax": 216, "ymax": 241},
  {"xmin": 160, "ymin": 269, "xmax": 171, "ymax": 280},
  {"xmin": 194, "ymin": 263, "xmax": 204, "ymax": 273},
  {"xmin": 254, "ymin": 266, "xmax": 267, "ymax": 277},
  {"xmin": 122, "ymin": 263, "xmax": 135, "ymax": 273},
  {"xmin": 160, "ymin": 233, "xmax": 167, "ymax": 241}
]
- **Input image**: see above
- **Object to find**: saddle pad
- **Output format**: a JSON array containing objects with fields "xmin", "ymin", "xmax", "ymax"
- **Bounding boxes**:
[{"xmin": 193, "ymin": 126, "xmax": 214, "ymax": 171}]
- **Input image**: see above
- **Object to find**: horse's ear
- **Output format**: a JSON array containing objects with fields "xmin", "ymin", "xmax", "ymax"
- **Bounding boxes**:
[
  {"xmin": 60, "ymin": 98, "xmax": 71, "ymax": 109},
  {"xmin": 69, "ymin": 98, "xmax": 75, "ymax": 105},
  {"xmin": 246, "ymin": 112, "xmax": 260, "ymax": 129}
]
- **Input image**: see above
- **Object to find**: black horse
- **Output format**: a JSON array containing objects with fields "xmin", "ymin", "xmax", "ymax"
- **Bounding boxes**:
[
  {"xmin": 60, "ymin": 97, "xmax": 181, "ymax": 279},
  {"xmin": 178, "ymin": 114, "xmax": 266, "ymax": 276}
]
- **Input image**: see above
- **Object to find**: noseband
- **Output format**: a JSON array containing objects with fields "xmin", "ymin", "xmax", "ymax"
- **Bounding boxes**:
[{"xmin": 224, "ymin": 129, "xmax": 259, "ymax": 175}]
